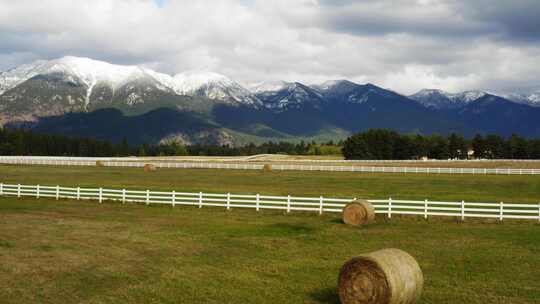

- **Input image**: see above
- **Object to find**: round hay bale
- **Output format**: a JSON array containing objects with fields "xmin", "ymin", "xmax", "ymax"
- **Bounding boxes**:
[
  {"xmin": 338, "ymin": 248, "xmax": 423, "ymax": 304},
  {"xmin": 342, "ymin": 200, "xmax": 375, "ymax": 226},
  {"xmin": 143, "ymin": 164, "xmax": 156, "ymax": 172},
  {"xmin": 262, "ymin": 164, "xmax": 272, "ymax": 172},
  {"xmin": 95, "ymin": 161, "xmax": 105, "ymax": 167}
]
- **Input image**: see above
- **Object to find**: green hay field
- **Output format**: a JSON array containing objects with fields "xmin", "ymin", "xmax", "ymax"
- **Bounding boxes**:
[{"xmin": 1, "ymin": 165, "xmax": 539, "ymax": 303}]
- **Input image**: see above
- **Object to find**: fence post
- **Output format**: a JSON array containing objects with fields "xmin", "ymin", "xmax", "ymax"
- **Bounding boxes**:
[
  {"xmin": 36, "ymin": 184, "xmax": 40, "ymax": 199},
  {"xmin": 99, "ymin": 187, "xmax": 103, "ymax": 203},
  {"xmin": 461, "ymin": 200, "xmax": 465, "ymax": 221},
  {"xmin": 199, "ymin": 192, "xmax": 203, "ymax": 208},
  {"xmin": 256, "ymin": 194, "xmax": 260, "ymax": 211},
  {"xmin": 122, "ymin": 189, "xmax": 126, "ymax": 204},
  {"xmin": 227, "ymin": 193, "xmax": 230, "ymax": 210},
  {"xmin": 499, "ymin": 202, "xmax": 504, "ymax": 222},
  {"xmin": 172, "ymin": 191, "xmax": 176, "ymax": 207},
  {"xmin": 319, "ymin": 196, "xmax": 324, "ymax": 215},
  {"xmin": 56, "ymin": 185, "xmax": 60, "ymax": 200},
  {"xmin": 77, "ymin": 187, "xmax": 80, "ymax": 200},
  {"xmin": 538, "ymin": 203, "xmax": 540, "ymax": 223},
  {"xmin": 388, "ymin": 197, "xmax": 392, "ymax": 219},
  {"xmin": 146, "ymin": 190, "xmax": 150, "ymax": 206},
  {"xmin": 0, "ymin": 183, "xmax": 3, "ymax": 196},
  {"xmin": 17, "ymin": 184, "xmax": 21, "ymax": 198},
  {"xmin": 287, "ymin": 195, "xmax": 291, "ymax": 213},
  {"xmin": 424, "ymin": 199, "xmax": 428, "ymax": 219}
]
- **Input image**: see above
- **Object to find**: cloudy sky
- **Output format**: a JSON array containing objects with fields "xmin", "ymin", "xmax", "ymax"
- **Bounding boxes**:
[{"xmin": 0, "ymin": 0, "xmax": 539, "ymax": 94}]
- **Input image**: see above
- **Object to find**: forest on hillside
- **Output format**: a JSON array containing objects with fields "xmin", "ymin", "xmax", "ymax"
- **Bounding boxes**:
[{"xmin": 1, "ymin": 127, "xmax": 539, "ymax": 159}]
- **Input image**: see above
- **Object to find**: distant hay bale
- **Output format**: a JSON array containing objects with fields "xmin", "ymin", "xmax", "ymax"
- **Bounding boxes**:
[
  {"xmin": 342, "ymin": 200, "xmax": 375, "ymax": 226},
  {"xmin": 338, "ymin": 248, "xmax": 423, "ymax": 304},
  {"xmin": 143, "ymin": 164, "xmax": 156, "ymax": 172},
  {"xmin": 95, "ymin": 161, "xmax": 105, "ymax": 167},
  {"xmin": 262, "ymin": 164, "xmax": 272, "ymax": 171}
]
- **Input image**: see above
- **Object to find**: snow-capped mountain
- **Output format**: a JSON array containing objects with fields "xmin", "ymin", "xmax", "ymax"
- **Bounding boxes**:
[
  {"xmin": 314, "ymin": 80, "xmax": 399, "ymax": 104},
  {"xmin": 253, "ymin": 81, "xmax": 325, "ymax": 110},
  {"xmin": 0, "ymin": 56, "xmax": 264, "ymax": 125},
  {"xmin": 409, "ymin": 89, "xmax": 486, "ymax": 109},
  {"xmin": 505, "ymin": 92, "xmax": 540, "ymax": 107},
  {"xmin": 312, "ymin": 79, "xmax": 358, "ymax": 92},
  {"xmin": 0, "ymin": 56, "xmax": 259, "ymax": 107},
  {"xmin": 0, "ymin": 56, "xmax": 158, "ymax": 96},
  {"xmin": 172, "ymin": 71, "xmax": 261, "ymax": 106},
  {"xmin": 248, "ymin": 80, "xmax": 290, "ymax": 94},
  {"xmin": 3, "ymin": 55, "xmax": 540, "ymax": 143}
]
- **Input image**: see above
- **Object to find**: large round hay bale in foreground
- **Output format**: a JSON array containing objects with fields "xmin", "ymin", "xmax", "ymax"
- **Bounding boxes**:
[
  {"xmin": 338, "ymin": 248, "xmax": 423, "ymax": 304},
  {"xmin": 342, "ymin": 200, "xmax": 375, "ymax": 226},
  {"xmin": 143, "ymin": 164, "xmax": 156, "ymax": 172},
  {"xmin": 262, "ymin": 164, "xmax": 272, "ymax": 171},
  {"xmin": 95, "ymin": 161, "xmax": 105, "ymax": 167}
]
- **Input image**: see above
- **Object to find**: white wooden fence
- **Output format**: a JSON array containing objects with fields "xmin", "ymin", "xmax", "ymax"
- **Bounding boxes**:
[
  {"xmin": 2, "ymin": 155, "xmax": 540, "ymax": 163},
  {"xmin": 1, "ymin": 182, "xmax": 539, "ymax": 221},
  {"xmin": 1, "ymin": 156, "xmax": 540, "ymax": 175}
]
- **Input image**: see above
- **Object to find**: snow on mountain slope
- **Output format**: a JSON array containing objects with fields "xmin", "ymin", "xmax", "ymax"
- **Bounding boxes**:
[
  {"xmin": 505, "ymin": 92, "xmax": 540, "ymax": 107},
  {"xmin": 248, "ymin": 80, "xmax": 290, "ymax": 94},
  {"xmin": 410, "ymin": 89, "xmax": 487, "ymax": 109},
  {"xmin": 312, "ymin": 79, "xmax": 358, "ymax": 92},
  {"xmin": 0, "ymin": 56, "xmax": 262, "ymax": 108},
  {"xmin": 0, "ymin": 56, "xmax": 152, "ymax": 91},
  {"xmin": 314, "ymin": 80, "xmax": 398, "ymax": 104},
  {"xmin": 0, "ymin": 60, "xmax": 49, "ymax": 95},
  {"xmin": 0, "ymin": 56, "xmax": 175, "ymax": 109},
  {"xmin": 254, "ymin": 81, "xmax": 325, "ymax": 110},
  {"xmin": 172, "ymin": 71, "xmax": 261, "ymax": 106}
]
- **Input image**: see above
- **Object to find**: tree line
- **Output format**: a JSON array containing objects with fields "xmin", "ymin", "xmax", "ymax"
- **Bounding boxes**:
[
  {"xmin": 342, "ymin": 129, "xmax": 540, "ymax": 160},
  {"xmin": 2, "ymin": 127, "xmax": 540, "ymax": 159},
  {"xmin": 0, "ymin": 128, "xmax": 340, "ymax": 157}
]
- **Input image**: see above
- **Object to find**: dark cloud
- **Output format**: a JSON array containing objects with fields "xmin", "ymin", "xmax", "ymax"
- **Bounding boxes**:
[
  {"xmin": 316, "ymin": 0, "xmax": 540, "ymax": 45},
  {"xmin": 456, "ymin": 0, "xmax": 540, "ymax": 43}
]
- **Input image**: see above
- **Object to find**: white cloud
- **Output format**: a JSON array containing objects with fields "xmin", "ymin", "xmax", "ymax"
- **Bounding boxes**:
[{"xmin": 0, "ymin": 0, "xmax": 539, "ymax": 94}]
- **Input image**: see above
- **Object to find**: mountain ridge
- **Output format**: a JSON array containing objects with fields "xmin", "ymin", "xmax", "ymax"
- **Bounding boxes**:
[{"xmin": 2, "ymin": 56, "xmax": 540, "ymax": 145}]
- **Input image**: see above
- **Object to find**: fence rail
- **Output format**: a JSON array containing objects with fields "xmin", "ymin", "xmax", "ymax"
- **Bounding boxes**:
[
  {"xmin": 1, "ymin": 156, "xmax": 540, "ymax": 175},
  {"xmin": 2, "ymin": 155, "xmax": 540, "ymax": 163},
  {"xmin": 1, "ymin": 182, "xmax": 539, "ymax": 221}
]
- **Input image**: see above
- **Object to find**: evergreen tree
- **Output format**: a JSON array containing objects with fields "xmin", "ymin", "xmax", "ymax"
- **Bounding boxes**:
[{"xmin": 471, "ymin": 134, "xmax": 486, "ymax": 159}]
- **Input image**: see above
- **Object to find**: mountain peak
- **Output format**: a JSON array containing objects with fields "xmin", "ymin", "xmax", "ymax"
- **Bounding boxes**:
[
  {"xmin": 0, "ymin": 55, "xmax": 151, "ymax": 94},
  {"xmin": 247, "ymin": 80, "xmax": 291, "ymax": 94},
  {"xmin": 412, "ymin": 88, "xmax": 446, "ymax": 96},
  {"xmin": 410, "ymin": 89, "xmax": 487, "ymax": 109},
  {"xmin": 174, "ymin": 71, "xmax": 230, "ymax": 83},
  {"xmin": 312, "ymin": 79, "xmax": 359, "ymax": 92},
  {"xmin": 252, "ymin": 81, "xmax": 324, "ymax": 111},
  {"xmin": 172, "ymin": 71, "xmax": 260, "ymax": 106},
  {"xmin": 504, "ymin": 91, "xmax": 540, "ymax": 107}
]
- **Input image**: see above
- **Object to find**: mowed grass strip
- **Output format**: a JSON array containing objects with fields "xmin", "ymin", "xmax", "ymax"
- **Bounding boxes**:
[
  {"xmin": 1, "ymin": 164, "xmax": 540, "ymax": 203},
  {"xmin": 0, "ymin": 197, "xmax": 539, "ymax": 304},
  {"xmin": 248, "ymin": 160, "xmax": 540, "ymax": 169}
]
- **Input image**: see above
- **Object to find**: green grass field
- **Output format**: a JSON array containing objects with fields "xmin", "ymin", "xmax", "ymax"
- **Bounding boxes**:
[
  {"xmin": 2, "ymin": 164, "xmax": 540, "ymax": 203},
  {"xmin": 0, "ymin": 197, "xmax": 539, "ymax": 304},
  {"xmin": 1, "ymin": 165, "xmax": 540, "ymax": 303}
]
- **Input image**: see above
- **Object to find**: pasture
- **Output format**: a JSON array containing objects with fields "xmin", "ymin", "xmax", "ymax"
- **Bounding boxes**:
[
  {"xmin": 1, "ymin": 164, "xmax": 540, "ymax": 203},
  {"xmin": 1, "ymin": 197, "xmax": 539, "ymax": 303},
  {"xmin": 1, "ymin": 164, "xmax": 540, "ymax": 303}
]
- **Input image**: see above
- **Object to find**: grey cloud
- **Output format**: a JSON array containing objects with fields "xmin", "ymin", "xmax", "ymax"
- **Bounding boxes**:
[
  {"xmin": 316, "ymin": 0, "xmax": 540, "ymax": 44},
  {"xmin": 0, "ymin": 0, "xmax": 539, "ymax": 95},
  {"xmin": 456, "ymin": 0, "xmax": 540, "ymax": 43}
]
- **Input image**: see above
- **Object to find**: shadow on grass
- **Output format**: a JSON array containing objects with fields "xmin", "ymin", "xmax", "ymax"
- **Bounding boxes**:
[
  {"xmin": 267, "ymin": 223, "xmax": 316, "ymax": 235},
  {"xmin": 330, "ymin": 218, "xmax": 342, "ymax": 224},
  {"xmin": 310, "ymin": 287, "xmax": 340, "ymax": 304}
]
